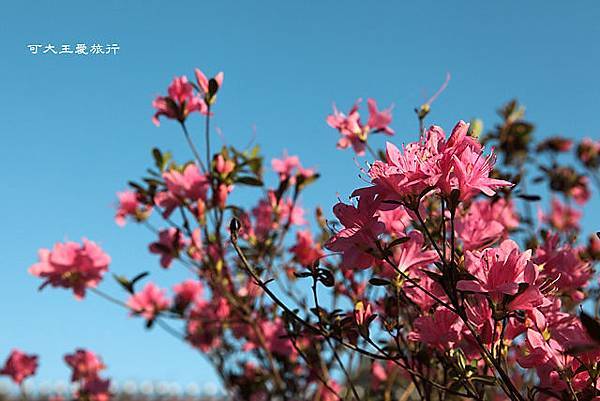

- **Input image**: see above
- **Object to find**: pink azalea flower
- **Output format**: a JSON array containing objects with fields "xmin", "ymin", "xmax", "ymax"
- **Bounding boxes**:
[
  {"xmin": 0, "ymin": 350, "xmax": 38, "ymax": 384},
  {"xmin": 408, "ymin": 308, "xmax": 463, "ymax": 350},
  {"xmin": 77, "ymin": 378, "xmax": 111, "ymax": 401},
  {"xmin": 390, "ymin": 231, "xmax": 438, "ymax": 272},
  {"xmin": 289, "ymin": 230, "xmax": 323, "ymax": 267},
  {"xmin": 214, "ymin": 154, "xmax": 235, "ymax": 177},
  {"xmin": 115, "ymin": 191, "xmax": 143, "ymax": 227},
  {"xmin": 542, "ymin": 197, "xmax": 582, "ymax": 232},
  {"xmin": 353, "ymin": 301, "xmax": 374, "ymax": 326},
  {"xmin": 517, "ymin": 329, "xmax": 563, "ymax": 370},
  {"xmin": 163, "ymin": 164, "xmax": 209, "ymax": 202},
  {"xmin": 186, "ymin": 298, "xmax": 230, "ymax": 352},
  {"xmin": 457, "ymin": 240, "xmax": 544, "ymax": 309},
  {"xmin": 327, "ymin": 100, "xmax": 365, "ymax": 155},
  {"xmin": 148, "ymin": 228, "xmax": 189, "ymax": 268},
  {"xmin": 456, "ymin": 198, "xmax": 518, "ymax": 250},
  {"xmin": 449, "ymin": 145, "xmax": 512, "ymax": 201},
  {"xmin": 271, "ymin": 153, "xmax": 300, "ymax": 181},
  {"xmin": 153, "ymin": 190, "xmax": 180, "ymax": 218},
  {"xmin": 377, "ymin": 205, "xmax": 411, "ymax": 236},
  {"xmin": 194, "ymin": 68, "xmax": 224, "ymax": 102},
  {"xmin": 173, "ymin": 279, "xmax": 204, "ymax": 310},
  {"xmin": 403, "ymin": 269, "xmax": 447, "ymax": 312},
  {"xmin": 29, "ymin": 239, "xmax": 111, "ymax": 299},
  {"xmin": 534, "ymin": 234, "xmax": 593, "ymax": 301},
  {"xmin": 214, "ymin": 183, "xmax": 234, "ymax": 209},
  {"xmin": 127, "ymin": 282, "xmax": 171, "ymax": 322},
  {"xmin": 258, "ymin": 319, "xmax": 295, "ymax": 358},
  {"xmin": 152, "ymin": 76, "xmax": 207, "ymax": 126},
  {"xmin": 325, "ymin": 191, "xmax": 385, "ymax": 269},
  {"xmin": 367, "ymin": 121, "xmax": 511, "ymax": 204},
  {"xmin": 64, "ymin": 349, "xmax": 105, "ymax": 382},
  {"xmin": 366, "ymin": 98, "xmax": 394, "ymax": 135}
]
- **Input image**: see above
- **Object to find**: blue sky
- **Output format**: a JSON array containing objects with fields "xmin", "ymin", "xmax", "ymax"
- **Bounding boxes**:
[{"xmin": 1, "ymin": 0, "xmax": 599, "ymax": 393}]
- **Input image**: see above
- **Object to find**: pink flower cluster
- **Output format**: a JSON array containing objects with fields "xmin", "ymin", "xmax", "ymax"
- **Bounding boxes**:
[{"xmin": 29, "ymin": 239, "xmax": 111, "ymax": 299}]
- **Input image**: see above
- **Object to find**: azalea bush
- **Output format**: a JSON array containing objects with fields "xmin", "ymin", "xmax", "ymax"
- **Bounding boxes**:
[{"xmin": 4, "ymin": 67, "xmax": 600, "ymax": 401}]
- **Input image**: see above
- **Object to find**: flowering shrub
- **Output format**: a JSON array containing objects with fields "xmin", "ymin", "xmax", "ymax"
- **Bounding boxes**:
[{"xmin": 14, "ymin": 69, "xmax": 600, "ymax": 400}]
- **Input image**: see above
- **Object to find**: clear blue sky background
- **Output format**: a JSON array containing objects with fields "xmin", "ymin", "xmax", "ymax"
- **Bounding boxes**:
[{"xmin": 1, "ymin": 0, "xmax": 599, "ymax": 393}]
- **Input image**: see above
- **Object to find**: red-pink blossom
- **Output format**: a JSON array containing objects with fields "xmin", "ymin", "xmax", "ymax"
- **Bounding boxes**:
[
  {"xmin": 535, "ymin": 234, "xmax": 593, "ymax": 300},
  {"xmin": 457, "ymin": 240, "xmax": 545, "ymax": 311},
  {"xmin": 289, "ymin": 230, "xmax": 323, "ymax": 266},
  {"xmin": 115, "ymin": 191, "xmax": 151, "ymax": 227},
  {"xmin": 325, "ymin": 192, "xmax": 384, "ymax": 269},
  {"xmin": 389, "ymin": 231, "xmax": 438, "ymax": 272},
  {"xmin": 194, "ymin": 68, "xmax": 224, "ymax": 102},
  {"xmin": 408, "ymin": 308, "xmax": 463, "ymax": 350},
  {"xmin": 456, "ymin": 198, "xmax": 518, "ymax": 250},
  {"xmin": 163, "ymin": 164, "xmax": 209, "ymax": 202},
  {"xmin": 64, "ymin": 349, "xmax": 105, "ymax": 382},
  {"xmin": 127, "ymin": 282, "xmax": 171, "ymax": 322},
  {"xmin": 77, "ymin": 377, "xmax": 111, "ymax": 401},
  {"xmin": 152, "ymin": 76, "xmax": 206, "ymax": 126},
  {"xmin": 148, "ymin": 228, "xmax": 189, "ymax": 268},
  {"xmin": 366, "ymin": 98, "xmax": 394, "ymax": 135},
  {"xmin": 173, "ymin": 279, "xmax": 204, "ymax": 310},
  {"xmin": 214, "ymin": 154, "xmax": 235, "ymax": 176},
  {"xmin": 29, "ymin": 239, "xmax": 111, "ymax": 299},
  {"xmin": 0, "ymin": 350, "xmax": 38, "ymax": 384},
  {"xmin": 542, "ymin": 197, "xmax": 582, "ymax": 232},
  {"xmin": 327, "ymin": 98, "xmax": 394, "ymax": 156}
]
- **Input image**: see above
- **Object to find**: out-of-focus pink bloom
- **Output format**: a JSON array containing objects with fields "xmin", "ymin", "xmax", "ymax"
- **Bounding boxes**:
[
  {"xmin": 64, "ymin": 349, "xmax": 105, "ymax": 382},
  {"xmin": 366, "ymin": 98, "xmax": 394, "ymax": 135},
  {"xmin": 354, "ymin": 301, "xmax": 374, "ymax": 326},
  {"xmin": 163, "ymin": 164, "xmax": 209, "ymax": 202},
  {"xmin": 115, "ymin": 191, "xmax": 151, "ymax": 227},
  {"xmin": 29, "ymin": 239, "xmax": 111, "ymax": 299},
  {"xmin": 148, "ymin": 228, "xmax": 189, "ymax": 268},
  {"xmin": 188, "ymin": 228, "xmax": 204, "ymax": 261},
  {"xmin": 77, "ymin": 378, "xmax": 111, "ymax": 401},
  {"xmin": 456, "ymin": 198, "xmax": 518, "ymax": 250},
  {"xmin": 215, "ymin": 183, "xmax": 233, "ymax": 209},
  {"xmin": 173, "ymin": 279, "xmax": 204, "ymax": 310},
  {"xmin": 154, "ymin": 190, "xmax": 179, "ymax": 218},
  {"xmin": 152, "ymin": 76, "xmax": 206, "ymax": 126},
  {"xmin": 408, "ymin": 308, "xmax": 463, "ymax": 350},
  {"xmin": 259, "ymin": 319, "xmax": 295, "ymax": 358},
  {"xmin": 325, "ymin": 191, "xmax": 385, "ymax": 269},
  {"xmin": 542, "ymin": 197, "xmax": 582, "ymax": 232},
  {"xmin": 186, "ymin": 298, "xmax": 230, "ymax": 352},
  {"xmin": 289, "ymin": 230, "xmax": 323, "ymax": 266},
  {"xmin": 194, "ymin": 68, "xmax": 224, "ymax": 102},
  {"xmin": 127, "ymin": 283, "xmax": 171, "ymax": 322},
  {"xmin": 535, "ymin": 234, "xmax": 593, "ymax": 301},
  {"xmin": 0, "ymin": 350, "xmax": 38, "ymax": 384},
  {"xmin": 317, "ymin": 380, "xmax": 341, "ymax": 401},
  {"xmin": 271, "ymin": 153, "xmax": 300, "ymax": 181},
  {"xmin": 214, "ymin": 154, "xmax": 235, "ymax": 177}
]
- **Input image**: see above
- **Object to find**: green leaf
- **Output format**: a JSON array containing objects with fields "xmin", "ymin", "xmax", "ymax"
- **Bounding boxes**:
[{"xmin": 236, "ymin": 176, "xmax": 264, "ymax": 186}]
